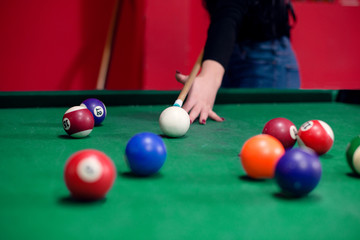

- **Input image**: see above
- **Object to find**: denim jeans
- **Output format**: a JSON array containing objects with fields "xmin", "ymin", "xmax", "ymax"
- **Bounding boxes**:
[{"xmin": 222, "ymin": 36, "xmax": 300, "ymax": 89}]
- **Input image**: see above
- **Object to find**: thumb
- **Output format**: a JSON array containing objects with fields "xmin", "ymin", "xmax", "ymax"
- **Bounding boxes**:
[{"xmin": 175, "ymin": 71, "xmax": 188, "ymax": 85}]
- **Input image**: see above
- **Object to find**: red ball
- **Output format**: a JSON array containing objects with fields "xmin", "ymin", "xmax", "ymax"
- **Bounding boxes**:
[
  {"xmin": 62, "ymin": 106, "xmax": 94, "ymax": 138},
  {"xmin": 64, "ymin": 149, "xmax": 116, "ymax": 200},
  {"xmin": 262, "ymin": 117, "xmax": 297, "ymax": 149},
  {"xmin": 297, "ymin": 120, "xmax": 334, "ymax": 155}
]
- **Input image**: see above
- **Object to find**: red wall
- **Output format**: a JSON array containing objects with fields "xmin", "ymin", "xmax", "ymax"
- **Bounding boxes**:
[
  {"xmin": 291, "ymin": 2, "xmax": 360, "ymax": 89},
  {"xmin": 106, "ymin": 0, "xmax": 146, "ymax": 90},
  {"xmin": 0, "ymin": 1, "xmax": 359, "ymax": 91},
  {"xmin": 0, "ymin": 0, "xmax": 116, "ymax": 91},
  {"xmin": 107, "ymin": 0, "xmax": 209, "ymax": 90}
]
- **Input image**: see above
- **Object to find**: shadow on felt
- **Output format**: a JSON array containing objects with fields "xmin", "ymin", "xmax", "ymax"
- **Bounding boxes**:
[
  {"xmin": 58, "ymin": 196, "xmax": 107, "ymax": 205},
  {"xmin": 119, "ymin": 171, "xmax": 164, "ymax": 180},
  {"xmin": 346, "ymin": 172, "xmax": 360, "ymax": 179},
  {"xmin": 238, "ymin": 175, "xmax": 266, "ymax": 182}
]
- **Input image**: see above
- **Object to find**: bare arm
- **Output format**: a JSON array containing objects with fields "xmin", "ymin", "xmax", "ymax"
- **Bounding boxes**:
[{"xmin": 175, "ymin": 59, "xmax": 225, "ymax": 124}]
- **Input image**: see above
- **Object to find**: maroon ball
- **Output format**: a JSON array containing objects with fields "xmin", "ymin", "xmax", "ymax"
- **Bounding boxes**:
[
  {"xmin": 62, "ymin": 106, "xmax": 94, "ymax": 138},
  {"xmin": 262, "ymin": 117, "xmax": 297, "ymax": 149}
]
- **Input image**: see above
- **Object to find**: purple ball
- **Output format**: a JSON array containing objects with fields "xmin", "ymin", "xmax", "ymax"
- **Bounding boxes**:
[
  {"xmin": 275, "ymin": 148, "xmax": 322, "ymax": 197},
  {"xmin": 81, "ymin": 98, "xmax": 107, "ymax": 126}
]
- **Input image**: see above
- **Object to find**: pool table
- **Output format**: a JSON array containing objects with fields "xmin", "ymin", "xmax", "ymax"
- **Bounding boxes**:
[{"xmin": 1, "ymin": 89, "xmax": 360, "ymax": 239}]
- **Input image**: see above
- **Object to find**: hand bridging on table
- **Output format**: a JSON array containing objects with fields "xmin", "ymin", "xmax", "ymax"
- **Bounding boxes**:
[{"xmin": 175, "ymin": 60, "xmax": 225, "ymax": 125}]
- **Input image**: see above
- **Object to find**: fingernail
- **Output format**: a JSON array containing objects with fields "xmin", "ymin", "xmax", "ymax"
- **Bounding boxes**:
[
  {"xmin": 176, "ymin": 70, "xmax": 181, "ymax": 74},
  {"xmin": 190, "ymin": 119, "xmax": 193, "ymax": 124},
  {"xmin": 221, "ymin": 117, "xmax": 225, "ymax": 122},
  {"xmin": 201, "ymin": 120, "xmax": 206, "ymax": 125}
]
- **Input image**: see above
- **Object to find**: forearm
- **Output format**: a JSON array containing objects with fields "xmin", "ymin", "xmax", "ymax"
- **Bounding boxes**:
[{"xmin": 199, "ymin": 60, "xmax": 225, "ymax": 89}]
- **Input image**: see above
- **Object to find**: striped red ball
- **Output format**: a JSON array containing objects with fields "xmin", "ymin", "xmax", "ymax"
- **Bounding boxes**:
[
  {"xmin": 62, "ymin": 106, "xmax": 94, "ymax": 138},
  {"xmin": 297, "ymin": 120, "xmax": 334, "ymax": 155}
]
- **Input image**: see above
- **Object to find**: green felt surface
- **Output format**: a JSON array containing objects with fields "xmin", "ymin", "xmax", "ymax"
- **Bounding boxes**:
[{"xmin": 0, "ymin": 92, "xmax": 360, "ymax": 239}]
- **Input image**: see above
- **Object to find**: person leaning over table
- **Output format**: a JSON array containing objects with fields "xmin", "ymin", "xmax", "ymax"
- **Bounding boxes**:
[{"xmin": 175, "ymin": 0, "xmax": 300, "ymax": 124}]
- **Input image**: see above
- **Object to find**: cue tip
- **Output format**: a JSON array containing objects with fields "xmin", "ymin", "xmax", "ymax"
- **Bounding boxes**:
[{"xmin": 173, "ymin": 99, "xmax": 183, "ymax": 107}]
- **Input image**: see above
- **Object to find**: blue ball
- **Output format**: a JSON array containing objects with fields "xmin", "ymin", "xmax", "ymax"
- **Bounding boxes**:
[
  {"xmin": 275, "ymin": 148, "xmax": 322, "ymax": 197},
  {"xmin": 81, "ymin": 98, "xmax": 107, "ymax": 126},
  {"xmin": 125, "ymin": 132, "xmax": 167, "ymax": 176}
]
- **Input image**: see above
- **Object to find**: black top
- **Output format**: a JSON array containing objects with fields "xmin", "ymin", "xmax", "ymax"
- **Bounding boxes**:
[{"xmin": 203, "ymin": 0, "xmax": 291, "ymax": 69}]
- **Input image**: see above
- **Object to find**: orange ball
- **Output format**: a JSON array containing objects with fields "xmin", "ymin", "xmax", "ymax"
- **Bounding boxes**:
[{"xmin": 240, "ymin": 134, "xmax": 285, "ymax": 179}]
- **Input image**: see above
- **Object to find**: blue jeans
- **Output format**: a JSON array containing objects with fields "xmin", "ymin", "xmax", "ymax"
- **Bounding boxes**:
[{"xmin": 222, "ymin": 37, "xmax": 300, "ymax": 89}]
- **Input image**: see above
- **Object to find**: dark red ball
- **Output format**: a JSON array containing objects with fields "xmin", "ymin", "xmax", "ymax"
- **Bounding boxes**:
[
  {"xmin": 262, "ymin": 117, "xmax": 297, "ymax": 149},
  {"xmin": 62, "ymin": 106, "xmax": 94, "ymax": 138}
]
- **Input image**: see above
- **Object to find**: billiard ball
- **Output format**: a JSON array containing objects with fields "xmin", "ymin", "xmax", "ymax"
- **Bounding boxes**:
[
  {"xmin": 62, "ymin": 106, "xmax": 94, "ymax": 138},
  {"xmin": 125, "ymin": 132, "xmax": 167, "ymax": 176},
  {"xmin": 275, "ymin": 148, "xmax": 322, "ymax": 197},
  {"xmin": 262, "ymin": 117, "xmax": 297, "ymax": 149},
  {"xmin": 159, "ymin": 106, "xmax": 190, "ymax": 137},
  {"xmin": 346, "ymin": 135, "xmax": 360, "ymax": 175},
  {"xmin": 297, "ymin": 120, "xmax": 334, "ymax": 155},
  {"xmin": 81, "ymin": 98, "xmax": 107, "ymax": 126},
  {"xmin": 64, "ymin": 149, "xmax": 116, "ymax": 200},
  {"xmin": 240, "ymin": 134, "xmax": 285, "ymax": 179}
]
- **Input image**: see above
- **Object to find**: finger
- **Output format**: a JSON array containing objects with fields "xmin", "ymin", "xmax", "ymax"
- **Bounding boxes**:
[
  {"xmin": 175, "ymin": 71, "xmax": 189, "ymax": 85},
  {"xmin": 182, "ymin": 100, "xmax": 194, "ymax": 113},
  {"xmin": 209, "ymin": 110, "xmax": 225, "ymax": 122},
  {"xmin": 182, "ymin": 101, "xmax": 195, "ymax": 124},
  {"xmin": 199, "ymin": 109, "xmax": 209, "ymax": 125},
  {"xmin": 188, "ymin": 105, "xmax": 202, "ymax": 124}
]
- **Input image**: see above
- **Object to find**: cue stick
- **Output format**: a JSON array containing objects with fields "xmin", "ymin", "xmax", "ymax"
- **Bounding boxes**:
[
  {"xmin": 96, "ymin": 0, "xmax": 121, "ymax": 90},
  {"xmin": 173, "ymin": 48, "xmax": 204, "ymax": 107}
]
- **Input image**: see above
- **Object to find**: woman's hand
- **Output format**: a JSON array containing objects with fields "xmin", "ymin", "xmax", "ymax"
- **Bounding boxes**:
[{"xmin": 175, "ymin": 60, "xmax": 225, "ymax": 124}]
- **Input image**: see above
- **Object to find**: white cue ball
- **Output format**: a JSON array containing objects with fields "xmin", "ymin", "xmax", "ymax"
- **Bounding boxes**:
[{"xmin": 159, "ymin": 106, "xmax": 190, "ymax": 137}]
